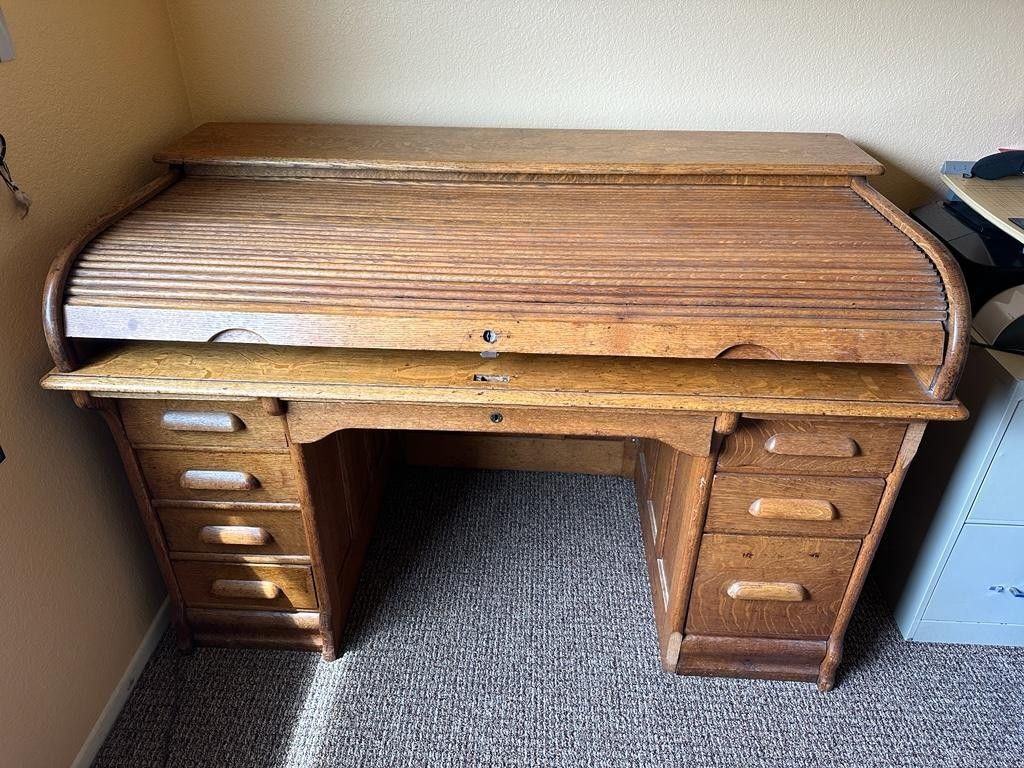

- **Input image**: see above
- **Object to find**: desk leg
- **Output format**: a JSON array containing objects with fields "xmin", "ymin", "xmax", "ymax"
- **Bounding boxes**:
[
  {"xmin": 290, "ymin": 430, "xmax": 389, "ymax": 661},
  {"xmin": 636, "ymin": 438, "xmax": 720, "ymax": 670}
]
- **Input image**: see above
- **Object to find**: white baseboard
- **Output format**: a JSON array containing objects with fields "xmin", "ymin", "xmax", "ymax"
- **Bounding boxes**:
[{"xmin": 71, "ymin": 598, "xmax": 170, "ymax": 768}]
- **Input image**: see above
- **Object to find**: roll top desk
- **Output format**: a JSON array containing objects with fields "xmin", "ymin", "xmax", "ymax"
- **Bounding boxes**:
[{"xmin": 41, "ymin": 124, "xmax": 968, "ymax": 691}]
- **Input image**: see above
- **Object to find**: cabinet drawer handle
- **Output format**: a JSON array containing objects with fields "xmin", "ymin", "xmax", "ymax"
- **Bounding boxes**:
[
  {"xmin": 764, "ymin": 432, "xmax": 859, "ymax": 458},
  {"xmin": 199, "ymin": 525, "xmax": 272, "ymax": 546},
  {"xmin": 161, "ymin": 411, "xmax": 244, "ymax": 433},
  {"xmin": 180, "ymin": 469, "xmax": 259, "ymax": 492},
  {"xmin": 211, "ymin": 579, "xmax": 281, "ymax": 600},
  {"xmin": 748, "ymin": 497, "xmax": 837, "ymax": 521},
  {"xmin": 727, "ymin": 581, "xmax": 808, "ymax": 602}
]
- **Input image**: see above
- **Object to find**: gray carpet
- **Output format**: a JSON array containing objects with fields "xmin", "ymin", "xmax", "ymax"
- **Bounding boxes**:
[{"xmin": 95, "ymin": 469, "xmax": 1024, "ymax": 767}]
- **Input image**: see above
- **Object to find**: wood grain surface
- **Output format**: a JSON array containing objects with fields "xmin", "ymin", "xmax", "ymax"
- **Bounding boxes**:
[
  {"xmin": 174, "ymin": 561, "xmax": 317, "ymax": 611},
  {"xmin": 58, "ymin": 173, "xmax": 951, "ymax": 364},
  {"xmin": 286, "ymin": 400, "xmax": 716, "ymax": 454},
  {"xmin": 119, "ymin": 397, "xmax": 288, "ymax": 450},
  {"xmin": 186, "ymin": 608, "xmax": 322, "ymax": 652},
  {"xmin": 706, "ymin": 473, "xmax": 884, "ymax": 537},
  {"xmin": 677, "ymin": 634, "xmax": 826, "ymax": 682},
  {"xmin": 686, "ymin": 533, "xmax": 860, "ymax": 639},
  {"xmin": 718, "ymin": 418, "xmax": 907, "ymax": 476},
  {"xmin": 136, "ymin": 449, "xmax": 300, "ymax": 503},
  {"xmin": 159, "ymin": 505, "xmax": 309, "ymax": 556},
  {"xmin": 40, "ymin": 343, "xmax": 967, "ymax": 422},
  {"xmin": 155, "ymin": 123, "xmax": 884, "ymax": 176}
]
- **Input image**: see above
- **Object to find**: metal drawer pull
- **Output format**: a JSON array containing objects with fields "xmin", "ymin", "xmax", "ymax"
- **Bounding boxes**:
[
  {"xmin": 161, "ymin": 411, "xmax": 244, "ymax": 433},
  {"xmin": 727, "ymin": 581, "xmax": 808, "ymax": 602},
  {"xmin": 764, "ymin": 432, "xmax": 859, "ymax": 458},
  {"xmin": 180, "ymin": 469, "xmax": 259, "ymax": 492},
  {"xmin": 199, "ymin": 525, "xmax": 272, "ymax": 546},
  {"xmin": 749, "ymin": 497, "xmax": 837, "ymax": 521},
  {"xmin": 211, "ymin": 579, "xmax": 281, "ymax": 600}
]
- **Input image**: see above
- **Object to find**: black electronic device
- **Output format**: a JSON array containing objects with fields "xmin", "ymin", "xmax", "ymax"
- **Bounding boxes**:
[{"xmin": 969, "ymin": 150, "xmax": 1024, "ymax": 180}]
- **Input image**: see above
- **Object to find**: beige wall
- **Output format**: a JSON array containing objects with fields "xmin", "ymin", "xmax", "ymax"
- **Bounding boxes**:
[
  {"xmin": 167, "ymin": 0, "xmax": 1024, "ymax": 208},
  {"xmin": 0, "ymin": 1, "xmax": 192, "ymax": 765}
]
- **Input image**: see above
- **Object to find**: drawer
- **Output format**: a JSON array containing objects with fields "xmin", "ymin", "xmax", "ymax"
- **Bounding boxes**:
[
  {"xmin": 719, "ymin": 418, "xmax": 906, "ymax": 477},
  {"xmin": 137, "ymin": 449, "xmax": 300, "ymax": 503},
  {"xmin": 686, "ymin": 533, "xmax": 860, "ymax": 639},
  {"xmin": 159, "ymin": 506, "xmax": 309, "ymax": 556},
  {"xmin": 174, "ymin": 561, "xmax": 317, "ymax": 611},
  {"xmin": 924, "ymin": 523, "xmax": 1024, "ymax": 627},
  {"xmin": 120, "ymin": 398, "xmax": 287, "ymax": 450},
  {"xmin": 706, "ymin": 473, "xmax": 884, "ymax": 538}
]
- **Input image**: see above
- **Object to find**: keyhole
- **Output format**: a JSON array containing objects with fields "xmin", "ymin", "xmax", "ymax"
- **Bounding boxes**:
[
  {"xmin": 482, "ymin": 329, "xmax": 498, "ymax": 343},
  {"xmin": 490, "ymin": 412, "xmax": 503, "ymax": 424}
]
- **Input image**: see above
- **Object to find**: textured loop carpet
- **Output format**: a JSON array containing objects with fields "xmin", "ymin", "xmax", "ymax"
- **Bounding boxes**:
[{"xmin": 95, "ymin": 468, "xmax": 1024, "ymax": 767}]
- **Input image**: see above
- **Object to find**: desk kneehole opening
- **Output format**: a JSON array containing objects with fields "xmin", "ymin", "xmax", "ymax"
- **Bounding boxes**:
[{"xmin": 727, "ymin": 580, "xmax": 808, "ymax": 602}]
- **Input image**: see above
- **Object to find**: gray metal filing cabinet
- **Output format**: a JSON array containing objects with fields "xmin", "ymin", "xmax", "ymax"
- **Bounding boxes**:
[{"xmin": 877, "ymin": 342, "xmax": 1024, "ymax": 645}]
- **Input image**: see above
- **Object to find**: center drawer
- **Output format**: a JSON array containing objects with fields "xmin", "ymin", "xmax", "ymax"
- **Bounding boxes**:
[
  {"xmin": 136, "ymin": 449, "xmax": 300, "ymax": 503},
  {"xmin": 686, "ymin": 533, "xmax": 860, "ymax": 639}
]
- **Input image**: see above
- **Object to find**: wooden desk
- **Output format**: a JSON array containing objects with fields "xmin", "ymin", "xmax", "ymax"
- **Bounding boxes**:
[{"xmin": 40, "ymin": 124, "xmax": 969, "ymax": 691}]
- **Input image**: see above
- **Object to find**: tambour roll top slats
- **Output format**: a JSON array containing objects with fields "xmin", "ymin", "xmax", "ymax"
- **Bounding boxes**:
[
  {"xmin": 50, "ymin": 124, "xmax": 964, "ymax": 371},
  {"xmin": 68, "ymin": 178, "xmax": 943, "ymax": 318}
]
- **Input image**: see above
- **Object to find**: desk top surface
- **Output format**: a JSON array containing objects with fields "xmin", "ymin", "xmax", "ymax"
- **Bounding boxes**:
[
  {"xmin": 941, "ymin": 172, "xmax": 1024, "ymax": 245},
  {"xmin": 157, "ymin": 123, "xmax": 885, "ymax": 177}
]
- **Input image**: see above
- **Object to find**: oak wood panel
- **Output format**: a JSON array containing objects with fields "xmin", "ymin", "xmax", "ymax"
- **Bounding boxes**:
[
  {"xmin": 42, "ymin": 170, "xmax": 181, "ymax": 371},
  {"xmin": 187, "ymin": 608, "xmax": 322, "ymax": 652},
  {"xmin": 650, "ymin": 442, "xmax": 679, "ymax": 554},
  {"xmin": 402, "ymin": 433, "xmax": 635, "ymax": 476},
  {"xmin": 159, "ymin": 505, "xmax": 309, "ymax": 556},
  {"xmin": 719, "ymin": 418, "xmax": 907, "ymax": 476},
  {"xmin": 706, "ymin": 473, "xmax": 884, "ymax": 537},
  {"xmin": 187, "ymin": 165, "xmax": 861, "ymax": 186},
  {"xmin": 291, "ymin": 429, "xmax": 389, "ymax": 660},
  {"xmin": 57, "ymin": 168, "xmax": 954, "ymax": 364},
  {"xmin": 119, "ymin": 397, "xmax": 288, "ymax": 450},
  {"xmin": 652, "ymin": 444, "xmax": 721, "ymax": 667},
  {"xmin": 40, "ymin": 343, "xmax": 967, "ymax": 422},
  {"xmin": 818, "ymin": 422, "xmax": 927, "ymax": 691},
  {"xmin": 677, "ymin": 634, "xmax": 826, "ymax": 682},
  {"xmin": 137, "ymin": 449, "xmax": 300, "ymax": 502},
  {"xmin": 686, "ymin": 533, "xmax": 861, "ymax": 639},
  {"xmin": 852, "ymin": 178, "xmax": 970, "ymax": 401},
  {"xmin": 156, "ymin": 123, "xmax": 884, "ymax": 176},
  {"xmin": 174, "ymin": 561, "xmax": 317, "ymax": 611},
  {"xmin": 287, "ymin": 400, "xmax": 716, "ymax": 455},
  {"xmin": 635, "ymin": 441, "xmax": 676, "ymax": 669}
]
